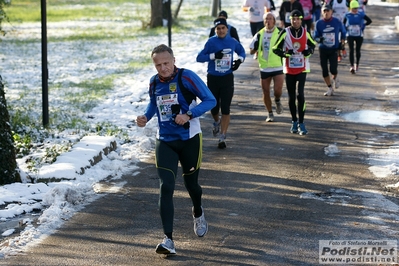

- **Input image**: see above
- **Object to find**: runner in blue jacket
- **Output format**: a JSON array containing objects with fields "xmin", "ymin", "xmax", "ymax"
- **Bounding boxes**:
[
  {"xmin": 314, "ymin": 4, "xmax": 346, "ymax": 96},
  {"xmin": 137, "ymin": 44, "xmax": 216, "ymax": 256},
  {"xmin": 196, "ymin": 18, "xmax": 246, "ymax": 149},
  {"xmin": 343, "ymin": 0, "xmax": 372, "ymax": 73}
]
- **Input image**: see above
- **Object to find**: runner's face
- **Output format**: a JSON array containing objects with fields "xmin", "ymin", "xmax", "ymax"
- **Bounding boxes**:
[
  {"xmin": 323, "ymin": 9, "xmax": 332, "ymax": 19},
  {"xmin": 351, "ymin": 7, "xmax": 358, "ymax": 13},
  {"xmin": 152, "ymin": 51, "xmax": 175, "ymax": 78},
  {"xmin": 216, "ymin": 25, "xmax": 228, "ymax": 38},
  {"xmin": 291, "ymin": 17, "xmax": 302, "ymax": 29},
  {"xmin": 264, "ymin": 14, "xmax": 275, "ymax": 28}
]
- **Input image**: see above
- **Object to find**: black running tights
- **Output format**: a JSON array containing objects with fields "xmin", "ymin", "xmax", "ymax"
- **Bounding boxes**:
[
  {"xmin": 285, "ymin": 73, "xmax": 307, "ymax": 123},
  {"xmin": 155, "ymin": 134, "xmax": 203, "ymax": 236},
  {"xmin": 347, "ymin": 36, "xmax": 363, "ymax": 67}
]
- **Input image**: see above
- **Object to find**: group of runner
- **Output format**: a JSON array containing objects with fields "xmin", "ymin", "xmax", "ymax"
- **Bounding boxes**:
[
  {"xmin": 135, "ymin": 1, "xmax": 373, "ymax": 255},
  {"xmin": 243, "ymin": 0, "xmax": 372, "ymax": 134}
]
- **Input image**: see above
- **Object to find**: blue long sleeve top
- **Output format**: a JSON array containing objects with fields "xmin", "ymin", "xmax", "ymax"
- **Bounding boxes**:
[
  {"xmin": 343, "ymin": 12, "xmax": 372, "ymax": 37},
  {"xmin": 144, "ymin": 68, "xmax": 216, "ymax": 142},
  {"xmin": 314, "ymin": 17, "xmax": 346, "ymax": 49},
  {"xmin": 196, "ymin": 35, "xmax": 246, "ymax": 76}
]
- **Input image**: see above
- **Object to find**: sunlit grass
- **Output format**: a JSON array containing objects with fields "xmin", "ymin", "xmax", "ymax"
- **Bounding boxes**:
[{"xmin": 4, "ymin": 0, "xmax": 150, "ymax": 23}]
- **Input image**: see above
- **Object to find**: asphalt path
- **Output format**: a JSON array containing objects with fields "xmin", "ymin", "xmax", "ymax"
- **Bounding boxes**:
[{"xmin": 2, "ymin": 5, "xmax": 399, "ymax": 266}]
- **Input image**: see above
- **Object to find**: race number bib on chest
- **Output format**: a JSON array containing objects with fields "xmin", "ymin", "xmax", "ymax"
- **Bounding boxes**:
[
  {"xmin": 348, "ymin": 25, "xmax": 361, "ymax": 36},
  {"xmin": 288, "ymin": 53, "xmax": 305, "ymax": 68},
  {"xmin": 285, "ymin": 12, "xmax": 291, "ymax": 23},
  {"xmin": 157, "ymin": 93, "xmax": 179, "ymax": 122},
  {"xmin": 323, "ymin": 32, "xmax": 335, "ymax": 47},
  {"xmin": 215, "ymin": 53, "xmax": 232, "ymax": 72}
]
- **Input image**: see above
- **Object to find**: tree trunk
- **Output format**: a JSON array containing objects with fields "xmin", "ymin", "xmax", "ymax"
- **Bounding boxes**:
[
  {"xmin": 174, "ymin": 0, "xmax": 183, "ymax": 19},
  {"xmin": 211, "ymin": 0, "xmax": 220, "ymax": 17},
  {"xmin": 150, "ymin": 0, "xmax": 163, "ymax": 28},
  {"xmin": 0, "ymin": 76, "xmax": 21, "ymax": 185}
]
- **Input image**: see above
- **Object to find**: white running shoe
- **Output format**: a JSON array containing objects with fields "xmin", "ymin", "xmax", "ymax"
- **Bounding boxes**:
[
  {"xmin": 193, "ymin": 207, "xmax": 208, "ymax": 237},
  {"xmin": 324, "ymin": 87, "xmax": 334, "ymax": 96},
  {"xmin": 333, "ymin": 77, "xmax": 339, "ymax": 89},
  {"xmin": 156, "ymin": 236, "xmax": 176, "ymax": 255},
  {"xmin": 265, "ymin": 113, "xmax": 274, "ymax": 122}
]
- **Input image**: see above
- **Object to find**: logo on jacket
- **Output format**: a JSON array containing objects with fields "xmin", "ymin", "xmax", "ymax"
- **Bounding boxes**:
[
  {"xmin": 293, "ymin": 41, "xmax": 301, "ymax": 51},
  {"xmin": 169, "ymin": 83, "xmax": 177, "ymax": 93}
]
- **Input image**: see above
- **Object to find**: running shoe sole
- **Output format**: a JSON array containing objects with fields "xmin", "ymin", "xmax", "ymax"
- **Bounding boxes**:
[{"xmin": 156, "ymin": 245, "xmax": 176, "ymax": 255}]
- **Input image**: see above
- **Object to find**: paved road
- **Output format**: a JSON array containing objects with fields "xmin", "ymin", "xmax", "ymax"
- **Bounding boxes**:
[{"xmin": 2, "ymin": 5, "xmax": 399, "ymax": 266}]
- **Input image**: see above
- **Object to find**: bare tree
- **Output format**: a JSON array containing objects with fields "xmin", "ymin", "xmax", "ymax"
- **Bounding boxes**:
[
  {"xmin": 150, "ymin": 0, "xmax": 163, "ymax": 28},
  {"xmin": 174, "ymin": 0, "xmax": 184, "ymax": 19}
]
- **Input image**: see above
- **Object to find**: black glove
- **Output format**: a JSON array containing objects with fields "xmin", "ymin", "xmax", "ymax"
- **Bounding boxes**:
[
  {"xmin": 339, "ymin": 42, "xmax": 345, "ymax": 50},
  {"xmin": 302, "ymin": 49, "xmax": 313, "ymax": 57},
  {"xmin": 273, "ymin": 49, "xmax": 287, "ymax": 58},
  {"xmin": 215, "ymin": 50, "xmax": 224, "ymax": 59},
  {"xmin": 315, "ymin": 36, "xmax": 325, "ymax": 43},
  {"xmin": 232, "ymin": 59, "xmax": 242, "ymax": 71}
]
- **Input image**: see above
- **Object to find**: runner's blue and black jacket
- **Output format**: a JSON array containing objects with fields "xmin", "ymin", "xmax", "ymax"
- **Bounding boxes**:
[
  {"xmin": 196, "ymin": 35, "xmax": 246, "ymax": 77},
  {"xmin": 314, "ymin": 17, "xmax": 346, "ymax": 49},
  {"xmin": 144, "ymin": 68, "xmax": 216, "ymax": 142}
]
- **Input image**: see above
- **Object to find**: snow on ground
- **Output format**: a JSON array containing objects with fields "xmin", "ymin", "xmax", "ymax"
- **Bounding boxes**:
[{"xmin": 0, "ymin": 0, "xmax": 398, "ymax": 258}]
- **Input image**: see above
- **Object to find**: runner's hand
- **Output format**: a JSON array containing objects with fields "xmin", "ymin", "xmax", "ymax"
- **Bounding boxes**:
[
  {"xmin": 232, "ymin": 59, "xmax": 242, "ymax": 71},
  {"xmin": 315, "ymin": 36, "xmax": 325, "ymax": 43},
  {"xmin": 215, "ymin": 50, "xmax": 224, "ymax": 59},
  {"xmin": 302, "ymin": 49, "xmax": 312, "ymax": 57}
]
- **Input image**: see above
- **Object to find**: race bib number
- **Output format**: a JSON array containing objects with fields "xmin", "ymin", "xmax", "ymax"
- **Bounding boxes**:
[
  {"xmin": 215, "ymin": 53, "xmax": 232, "ymax": 72},
  {"xmin": 323, "ymin": 32, "xmax": 335, "ymax": 47},
  {"xmin": 288, "ymin": 53, "xmax": 305, "ymax": 68},
  {"xmin": 303, "ymin": 7, "xmax": 310, "ymax": 19},
  {"xmin": 253, "ymin": 5, "xmax": 260, "ymax": 16},
  {"xmin": 348, "ymin": 25, "xmax": 361, "ymax": 36},
  {"xmin": 285, "ymin": 12, "xmax": 291, "ymax": 23},
  {"xmin": 262, "ymin": 34, "xmax": 272, "ymax": 61},
  {"xmin": 157, "ymin": 93, "xmax": 179, "ymax": 122}
]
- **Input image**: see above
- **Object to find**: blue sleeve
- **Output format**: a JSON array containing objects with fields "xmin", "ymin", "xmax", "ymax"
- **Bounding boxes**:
[
  {"xmin": 235, "ymin": 40, "xmax": 246, "ymax": 61},
  {"xmin": 196, "ymin": 40, "xmax": 213, "ymax": 63},
  {"xmin": 143, "ymin": 76, "xmax": 157, "ymax": 121},
  {"xmin": 314, "ymin": 21, "xmax": 321, "ymax": 39},
  {"xmin": 180, "ymin": 70, "xmax": 216, "ymax": 118},
  {"xmin": 340, "ymin": 20, "xmax": 347, "ymax": 40}
]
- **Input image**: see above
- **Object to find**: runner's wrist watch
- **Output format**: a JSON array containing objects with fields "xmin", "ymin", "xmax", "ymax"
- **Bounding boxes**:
[{"xmin": 186, "ymin": 111, "xmax": 193, "ymax": 120}]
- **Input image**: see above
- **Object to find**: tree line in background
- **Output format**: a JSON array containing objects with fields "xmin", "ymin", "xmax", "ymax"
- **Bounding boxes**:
[{"xmin": 150, "ymin": 0, "xmax": 219, "ymax": 28}]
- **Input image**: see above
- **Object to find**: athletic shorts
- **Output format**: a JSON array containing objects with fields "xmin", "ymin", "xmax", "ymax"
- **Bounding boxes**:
[{"xmin": 260, "ymin": 70, "xmax": 284, "ymax": 79}]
